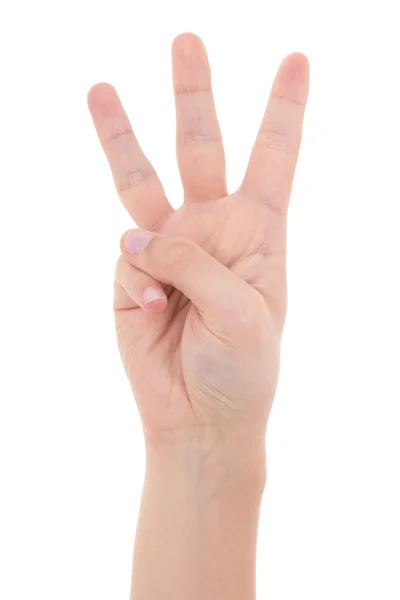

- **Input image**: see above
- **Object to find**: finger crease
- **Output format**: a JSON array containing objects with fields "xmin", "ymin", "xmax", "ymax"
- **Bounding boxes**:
[
  {"xmin": 181, "ymin": 130, "xmax": 222, "ymax": 147},
  {"xmin": 174, "ymin": 86, "xmax": 212, "ymax": 96},
  {"xmin": 271, "ymin": 93, "xmax": 305, "ymax": 108},
  {"xmin": 104, "ymin": 127, "xmax": 133, "ymax": 145},
  {"xmin": 117, "ymin": 168, "xmax": 156, "ymax": 193}
]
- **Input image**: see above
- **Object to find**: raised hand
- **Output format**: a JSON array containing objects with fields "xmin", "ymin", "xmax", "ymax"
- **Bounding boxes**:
[{"xmin": 87, "ymin": 33, "xmax": 309, "ymax": 442}]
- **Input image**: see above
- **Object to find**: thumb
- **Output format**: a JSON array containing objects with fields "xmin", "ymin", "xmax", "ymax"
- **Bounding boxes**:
[{"xmin": 120, "ymin": 228, "xmax": 266, "ymax": 334}]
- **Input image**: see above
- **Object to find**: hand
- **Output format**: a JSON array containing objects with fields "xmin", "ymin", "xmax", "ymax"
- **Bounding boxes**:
[{"xmin": 87, "ymin": 33, "xmax": 309, "ymax": 444}]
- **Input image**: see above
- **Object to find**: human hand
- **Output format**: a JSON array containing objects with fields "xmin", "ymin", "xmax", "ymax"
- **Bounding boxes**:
[{"xmin": 87, "ymin": 33, "xmax": 309, "ymax": 448}]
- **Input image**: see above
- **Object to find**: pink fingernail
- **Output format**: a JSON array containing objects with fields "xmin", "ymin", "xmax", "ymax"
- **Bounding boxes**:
[
  {"xmin": 143, "ymin": 287, "xmax": 167, "ymax": 311},
  {"xmin": 125, "ymin": 229, "xmax": 153, "ymax": 254}
]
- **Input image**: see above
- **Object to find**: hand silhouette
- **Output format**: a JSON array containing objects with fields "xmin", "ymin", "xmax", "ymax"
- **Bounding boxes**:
[{"xmin": 87, "ymin": 33, "xmax": 309, "ymax": 439}]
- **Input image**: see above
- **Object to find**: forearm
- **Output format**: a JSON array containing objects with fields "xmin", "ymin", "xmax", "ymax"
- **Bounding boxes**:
[{"xmin": 130, "ymin": 427, "xmax": 267, "ymax": 600}]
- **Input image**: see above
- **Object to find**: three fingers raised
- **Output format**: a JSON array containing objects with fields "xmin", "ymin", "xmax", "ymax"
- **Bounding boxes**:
[{"xmin": 88, "ymin": 39, "xmax": 309, "ymax": 222}]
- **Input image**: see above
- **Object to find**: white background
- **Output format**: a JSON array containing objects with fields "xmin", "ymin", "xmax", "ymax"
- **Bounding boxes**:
[{"xmin": 1, "ymin": 0, "xmax": 399, "ymax": 598}]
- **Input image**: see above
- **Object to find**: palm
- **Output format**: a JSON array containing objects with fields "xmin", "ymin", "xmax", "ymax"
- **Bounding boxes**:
[{"xmin": 88, "ymin": 34, "xmax": 309, "ymax": 430}]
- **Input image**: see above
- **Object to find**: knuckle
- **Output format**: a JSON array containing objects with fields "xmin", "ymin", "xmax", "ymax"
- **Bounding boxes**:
[
  {"xmin": 165, "ymin": 238, "xmax": 194, "ymax": 273},
  {"xmin": 116, "ymin": 167, "xmax": 156, "ymax": 195},
  {"xmin": 180, "ymin": 130, "xmax": 222, "ymax": 148},
  {"xmin": 257, "ymin": 126, "xmax": 290, "ymax": 154},
  {"xmin": 174, "ymin": 84, "xmax": 211, "ymax": 96},
  {"xmin": 234, "ymin": 289, "xmax": 268, "ymax": 331},
  {"xmin": 104, "ymin": 127, "xmax": 132, "ymax": 145}
]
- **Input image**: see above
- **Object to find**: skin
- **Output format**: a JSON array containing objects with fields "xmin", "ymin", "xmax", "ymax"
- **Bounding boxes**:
[{"xmin": 87, "ymin": 32, "xmax": 309, "ymax": 600}]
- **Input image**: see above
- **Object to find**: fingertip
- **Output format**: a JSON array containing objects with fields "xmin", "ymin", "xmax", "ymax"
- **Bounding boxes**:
[
  {"xmin": 143, "ymin": 287, "xmax": 168, "ymax": 312},
  {"xmin": 119, "ymin": 231, "xmax": 129, "ymax": 255},
  {"xmin": 172, "ymin": 32, "xmax": 205, "ymax": 57},
  {"xmin": 171, "ymin": 32, "xmax": 211, "ymax": 96},
  {"xmin": 120, "ymin": 228, "xmax": 140, "ymax": 255},
  {"xmin": 143, "ymin": 297, "xmax": 168, "ymax": 312},
  {"xmin": 273, "ymin": 52, "xmax": 310, "ymax": 105},
  {"xmin": 87, "ymin": 82, "xmax": 116, "ymax": 107},
  {"xmin": 281, "ymin": 52, "xmax": 310, "ymax": 83},
  {"xmin": 285, "ymin": 52, "xmax": 310, "ymax": 67}
]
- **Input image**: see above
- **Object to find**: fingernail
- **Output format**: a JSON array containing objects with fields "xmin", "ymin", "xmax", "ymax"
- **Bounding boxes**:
[
  {"xmin": 125, "ymin": 229, "xmax": 153, "ymax": 254},
  {"xmin": 143, "ymin": 287, "xmax": 166, "ymax": 303},
  {"xmin": 143, "ymin": 287, "xmax": 167, "ymax": 311}
]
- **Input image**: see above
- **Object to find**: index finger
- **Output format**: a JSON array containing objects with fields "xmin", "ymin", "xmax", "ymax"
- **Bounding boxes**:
[{"xmin": 240, "ymin": 53, "xmax": 310, "ymax": 216}]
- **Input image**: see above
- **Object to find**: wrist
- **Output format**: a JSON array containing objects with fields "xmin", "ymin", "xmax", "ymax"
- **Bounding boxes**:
[
  {"xmin": 134, "ymin": 425, "xmax": 266, "ymax": 600},
  {"xmin": 143, "ymin": 424, "xmax": 267, "ymax": 498}
]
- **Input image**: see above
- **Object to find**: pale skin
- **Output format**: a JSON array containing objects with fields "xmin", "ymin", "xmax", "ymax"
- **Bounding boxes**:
[{"xmin": 87, "ymin": 32, "xmax": 309, "ymax": 600}]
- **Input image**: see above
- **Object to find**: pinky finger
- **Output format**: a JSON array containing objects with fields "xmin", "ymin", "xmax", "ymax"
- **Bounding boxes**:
[{"xmin": 114, "ymin": 256, "xmax": 168, "ymax": 312}]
